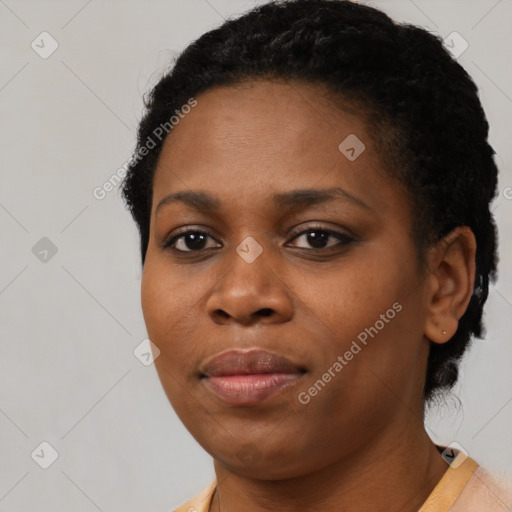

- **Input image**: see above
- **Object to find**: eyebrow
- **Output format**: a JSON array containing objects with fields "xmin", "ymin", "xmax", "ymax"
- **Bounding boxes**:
[{"xmin": 155, "ymin": 187, "xmax": 371, "ymax": 215}]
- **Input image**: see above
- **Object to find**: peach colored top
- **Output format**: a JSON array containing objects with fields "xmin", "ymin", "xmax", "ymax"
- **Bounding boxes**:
[{"xmin": 173, "ymin": 453, "xmax": 511, "ymax": 512}]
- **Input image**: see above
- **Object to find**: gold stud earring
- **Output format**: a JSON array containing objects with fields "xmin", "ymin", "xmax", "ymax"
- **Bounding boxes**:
[{"xmin": 442, "ymin": 330, "xmax": 447, "ymax": 335}]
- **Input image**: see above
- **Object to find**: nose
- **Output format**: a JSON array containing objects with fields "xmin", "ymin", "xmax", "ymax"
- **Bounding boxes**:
[{"xmin": 206, "ymin": 246, "xmax": 294, "ymax": 326}]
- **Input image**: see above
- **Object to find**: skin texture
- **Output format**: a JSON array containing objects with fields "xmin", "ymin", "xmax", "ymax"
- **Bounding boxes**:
[{"xmin": 141, "ymin": 80, "xmax": 476, "ymax": 512}]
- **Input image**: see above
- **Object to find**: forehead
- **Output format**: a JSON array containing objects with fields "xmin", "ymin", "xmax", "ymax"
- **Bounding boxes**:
[
  {"xmin": 152, "ymin": 79, "xmax": 402, "ymax": 217},
  {"xmin": 156, "ymin": 80, "xmax": 369, "ymax": 166}
]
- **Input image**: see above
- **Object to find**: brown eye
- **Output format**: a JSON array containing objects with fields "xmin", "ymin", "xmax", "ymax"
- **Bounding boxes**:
[
  {"xmin": 165, "ymin": 231, "xmax": 221, "ymax": 252},
  {"xmin": 288, "ymin": 228, "xmax": 354, "ymax": 250}
]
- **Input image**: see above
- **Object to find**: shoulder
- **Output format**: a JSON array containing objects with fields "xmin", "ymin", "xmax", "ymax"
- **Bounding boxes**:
[
  {"xmin": 450, "ymin": 466, "xmax": 512, "ymax": 511},
  {"xmin": 420, "ymin": 454, "xmax": 511, "ymax": 512},
  {"xmin": 172, "ymin": 480, "xmax": 216, "ymax": 512}
]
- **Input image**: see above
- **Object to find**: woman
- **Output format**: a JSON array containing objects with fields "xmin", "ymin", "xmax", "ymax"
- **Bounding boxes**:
[{"xmin": 121, "ymin": 1, "xmax": 510, "ymax": 510}]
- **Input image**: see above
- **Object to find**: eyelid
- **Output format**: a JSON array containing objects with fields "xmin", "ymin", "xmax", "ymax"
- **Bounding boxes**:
[
  {"xmin": 286, "ymin": 222, "xmax": 355, "ymax": 241},
  {"xmin": 163, "ymin": 222, "xmax": 356, "ymax": 252},
  {"xmin": 162, "ymin": 225, "xmax": 221, "ymax": 250}
]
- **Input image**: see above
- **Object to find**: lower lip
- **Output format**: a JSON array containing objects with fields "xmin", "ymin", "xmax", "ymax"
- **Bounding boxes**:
[{"xmin": 202, "ymin": 373, "xmax": 303, "ymax": 405}]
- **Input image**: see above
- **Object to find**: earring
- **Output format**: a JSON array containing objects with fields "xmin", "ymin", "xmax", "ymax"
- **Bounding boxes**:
[{"xmin": 442, "ymin": 330, "xmax": 447, "ymax": 335}]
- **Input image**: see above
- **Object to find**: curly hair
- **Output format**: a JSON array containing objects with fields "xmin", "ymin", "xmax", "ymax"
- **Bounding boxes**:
[{"xmin": 121, "ymin": 0, "xmax": 499, "ymax": 402}]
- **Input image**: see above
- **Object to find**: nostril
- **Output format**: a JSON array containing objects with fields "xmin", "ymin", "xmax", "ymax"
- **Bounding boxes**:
[{"xmin": 257, "ymin": 308, "xmax": 273, "ymax": 317}]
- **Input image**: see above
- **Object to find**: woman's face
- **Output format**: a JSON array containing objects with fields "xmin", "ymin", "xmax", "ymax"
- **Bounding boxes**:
[{"xmin": 141, "ymin": 80, "xmax": 433, "ymax": 479}]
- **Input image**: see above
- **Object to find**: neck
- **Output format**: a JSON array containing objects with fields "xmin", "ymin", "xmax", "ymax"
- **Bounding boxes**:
[{"xmin": 209, "ymin": 420, "xmax": 448, "ymax": 512}]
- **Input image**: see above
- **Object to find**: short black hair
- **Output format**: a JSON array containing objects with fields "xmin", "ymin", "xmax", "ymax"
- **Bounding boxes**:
[{"xmin": 121, "ymin": 0, "xmax": 499, "ymax": 401}]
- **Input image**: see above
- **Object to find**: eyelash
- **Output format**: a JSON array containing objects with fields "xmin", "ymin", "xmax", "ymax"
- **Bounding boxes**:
[{"xmin": 163, "ymin": 225, "xmax": 355, "ymax": 254}]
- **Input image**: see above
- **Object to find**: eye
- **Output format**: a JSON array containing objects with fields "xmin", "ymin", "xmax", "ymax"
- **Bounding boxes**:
[
  {"xmin": 164, "ymin": 230, "xmax": 221, "ymax": 252},
  {"xmin": 287, "ymin": 227, "xmax": 354, "ymax": 250},
  {"xmin": 163, "ymin": 226, "xmax": 354, "ymax": 254}
]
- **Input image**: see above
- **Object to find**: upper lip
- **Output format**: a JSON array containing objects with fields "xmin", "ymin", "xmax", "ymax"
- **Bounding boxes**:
[{"xmin": 200, "ymin": 349, "xmax": 306, "ymax": 378}]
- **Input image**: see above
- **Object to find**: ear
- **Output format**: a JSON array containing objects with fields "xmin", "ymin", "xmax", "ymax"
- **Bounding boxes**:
[{"xmin": 423, "ymin": 226, "xmax": 476, "ymax": 344}]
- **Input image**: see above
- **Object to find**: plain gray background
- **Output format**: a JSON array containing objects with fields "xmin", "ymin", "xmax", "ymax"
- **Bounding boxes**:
[{"xmin": 1, "ymin": 0, "xmax": 511, "ymax": 510}]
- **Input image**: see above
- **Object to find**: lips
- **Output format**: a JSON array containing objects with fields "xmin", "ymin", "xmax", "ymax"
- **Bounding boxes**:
[
  {"xmin": 200, "ymin": 349, "xmax": 306, "ymax": 405},
  {"xmin": 201, "ymin": 349, "xmax": 305, "ymax": 377}
]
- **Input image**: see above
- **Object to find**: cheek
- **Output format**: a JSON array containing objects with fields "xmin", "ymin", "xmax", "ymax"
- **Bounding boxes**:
[
  {"xmin": 294, "ymin": 249, "xmax": 425, "ymax": 390},
  {"xmin": 140, "ymin": 260, "xmax": 207, "ymax": 415},
  {"xmin": 140, "ymin": 259, "xmax": 202, "ymax": 362},
  {"xmin": 295, "ymin": 254, "xmax": 408, "ymax": 340}
]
